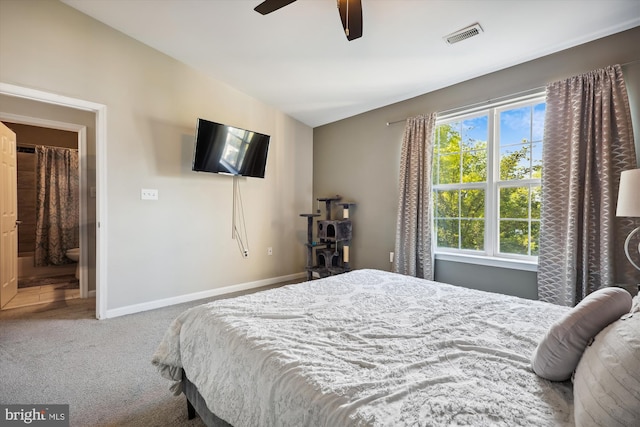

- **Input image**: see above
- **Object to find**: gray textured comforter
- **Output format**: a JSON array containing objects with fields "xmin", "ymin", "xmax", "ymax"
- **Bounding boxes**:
[{"xmin": 153, "ymin": 269, "xmax": 573, "ymax": 426}]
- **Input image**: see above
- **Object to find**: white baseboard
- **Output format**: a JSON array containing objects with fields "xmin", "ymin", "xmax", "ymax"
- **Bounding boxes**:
[{"xmin": 103, "ymin": 272, "xmax": 306, "ymax": 319}]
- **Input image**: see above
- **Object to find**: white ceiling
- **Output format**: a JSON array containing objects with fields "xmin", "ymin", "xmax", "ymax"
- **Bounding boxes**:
[{"xmin": 61, "ymin": 0, "xmax": 640, "ymax": 128}]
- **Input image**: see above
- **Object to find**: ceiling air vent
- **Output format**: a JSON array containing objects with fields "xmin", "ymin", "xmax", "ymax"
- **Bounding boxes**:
[{"xmin": 444, "ymin": 23, "xmax": 483, "ymax": 44}]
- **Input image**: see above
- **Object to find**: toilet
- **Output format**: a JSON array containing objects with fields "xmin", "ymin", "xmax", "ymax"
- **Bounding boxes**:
[{"xmin": 66, "ymin": 247, "xmax": 80, "ymax": 279}]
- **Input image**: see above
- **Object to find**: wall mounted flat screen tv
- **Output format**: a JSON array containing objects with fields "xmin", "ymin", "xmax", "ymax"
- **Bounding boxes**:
[{"xmin": 192, "ymin": 118, "xmax": 270, "ymax": 178}]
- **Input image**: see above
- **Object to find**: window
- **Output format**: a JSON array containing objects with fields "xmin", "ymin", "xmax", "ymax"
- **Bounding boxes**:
[{"xmin": 432, "ymin": 95, "xmax": 545, "ymax": 265}]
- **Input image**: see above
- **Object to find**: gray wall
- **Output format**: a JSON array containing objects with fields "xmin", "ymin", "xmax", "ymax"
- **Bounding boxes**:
[{"xmin": 314, "ymin": 27, "xmax": 640, "ymax": 299}]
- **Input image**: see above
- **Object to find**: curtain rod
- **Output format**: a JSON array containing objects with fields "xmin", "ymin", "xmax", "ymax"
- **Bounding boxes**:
[
  {"xmin": 17, "ymin": 143, "xmax": 77, "ymax": 151},
  {"xmin": 385, "ymin": 59, "xmax": 640, "ymax": 126},
  {"xmin": 385, "ymin": 86, "xmax": 544, "ymax": 126}
]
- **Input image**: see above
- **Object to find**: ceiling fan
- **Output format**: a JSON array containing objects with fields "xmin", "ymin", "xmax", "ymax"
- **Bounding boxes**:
[{"xmin": 254, "ymin": 0, "xmax": 363, "ymax": 41}]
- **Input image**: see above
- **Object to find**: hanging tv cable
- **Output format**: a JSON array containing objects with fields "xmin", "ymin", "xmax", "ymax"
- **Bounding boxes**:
[{"xmin": 232, "ymin": 177, "xmax": 250, "ymax": 258}]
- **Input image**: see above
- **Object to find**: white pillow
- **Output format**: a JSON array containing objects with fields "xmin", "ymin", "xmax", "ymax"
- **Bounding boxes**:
[
  {"xmin": 573, "ymin": 312, "xmax": 640, "ymax": 426},
  {"xmin": 531, "ymin": 287, "xmax": 632, "ymax": 381}
]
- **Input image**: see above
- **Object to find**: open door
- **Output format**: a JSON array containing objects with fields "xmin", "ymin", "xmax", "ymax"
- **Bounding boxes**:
[{"xmin": 0, "ymin": 121, "xmax": 18, "ymax": 308}]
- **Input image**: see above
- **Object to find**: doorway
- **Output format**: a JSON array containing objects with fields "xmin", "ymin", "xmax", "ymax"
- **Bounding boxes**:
[
  {"xmin": 0, "ymin": 83, "xmax": 107, "ymax": 319},
  {"xmin": 2, "ymin": 120, "xmax": 86, "ymax": 310}
]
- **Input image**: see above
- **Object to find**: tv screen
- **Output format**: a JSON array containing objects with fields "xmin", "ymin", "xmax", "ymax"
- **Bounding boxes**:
[{"xmin": 192, "ymin": 118, "xmax": 270, "ymax": 178}]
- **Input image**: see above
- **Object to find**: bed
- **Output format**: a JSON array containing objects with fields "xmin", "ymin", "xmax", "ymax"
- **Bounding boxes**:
[{"xmin": 152, "ymin": 269, "xmax": 631, "ymax": 426}]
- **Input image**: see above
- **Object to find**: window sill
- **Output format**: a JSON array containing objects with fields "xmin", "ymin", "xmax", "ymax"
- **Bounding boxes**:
[{"xmin": 434, "ymin": 252, "xmax": 538, "ymax": 272}]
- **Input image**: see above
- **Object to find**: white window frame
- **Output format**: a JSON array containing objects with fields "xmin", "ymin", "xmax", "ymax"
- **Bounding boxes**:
[{"xmin": 433, "ymin": 93, "xmax": 545, "ymax": 271}]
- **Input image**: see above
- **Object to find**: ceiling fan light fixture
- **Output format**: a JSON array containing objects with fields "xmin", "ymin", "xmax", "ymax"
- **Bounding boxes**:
[{"xmin": 444, "ymin": 23, "xmax": 483, "ymax": 44}]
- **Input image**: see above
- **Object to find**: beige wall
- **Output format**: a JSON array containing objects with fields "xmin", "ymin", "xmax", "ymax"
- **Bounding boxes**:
[
  {"xmin": 8, "ymin": 123, "xmax": 78, "ymax": 149},
  {"xmin": 314, "ymin": 27, "xmax": 640, "ymax": 299},
  {"xmin": 0, "ymin": 0, "xmax": 313, "ymax": 311}
]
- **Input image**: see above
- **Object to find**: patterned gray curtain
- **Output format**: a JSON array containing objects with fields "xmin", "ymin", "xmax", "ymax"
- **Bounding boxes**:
[
  {"xmin": 394, "ymin": 114, "xmax": 437, "ymax": 279},
  {"xmin": 34, "ymin": 146, "xmax": 79, "ymax": 266},
  {"xmin": 538, "ymin": 64, "xmax": 637, "ymax": 306}
]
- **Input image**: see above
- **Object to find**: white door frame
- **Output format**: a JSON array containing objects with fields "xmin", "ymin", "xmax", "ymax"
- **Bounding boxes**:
[
  {"xmin": 0, "ymin": 113, "xmax": 89, "ymax": 299},
  {"xmin": 0, "ymin": 83, "xmax": 108, "ymax": 319}
]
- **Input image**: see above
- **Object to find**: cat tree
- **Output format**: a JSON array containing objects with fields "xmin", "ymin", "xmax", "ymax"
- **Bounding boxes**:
[{"xmin": 300, "ymin": 196, "xmax": 355, "ymax": 280}]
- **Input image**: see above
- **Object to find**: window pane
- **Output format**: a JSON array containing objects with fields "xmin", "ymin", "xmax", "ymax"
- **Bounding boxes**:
[
  {"xmin": 462, "ymin": 150, "xmax": 487, "ymax": 182},
  {"xmin": 531, "ymin": 186, "xmax": 541, "ymax": 219},
  {"xmin": 531, "ymin": 221, "xmax": 540, "ymax": 256},
  {"xmin": 461, "ymin": 189, "xmax": 484, "ymax": 218},
  {"xmin": 531, "ymin": 142, "xmax": 542, "ymax": 179},
  {"xmin": 437, "ymin": 219, "xmax": 459, "ymax": 248},
  {"xmin": 532, "ymin": 103, "xmax": 545, "ymax": 142},
  {"xmin": 461, "ymin": 116, "xmax": 488, "ymax": 151},
  {"xmin": 500, "ymin": 187, "xmax": 528, "ymax": 219},
  {"xmin": 436, "ymin": 190, "xmax": 459, "ymax": 218},
  {"xmin": 460, "ymin": 219, "xmax": 484, "ymax": 250},
  {"xmin": 437, "ymin": 154, "xmax": 460, "ymax": 184},
  {"xmin": 500, "ymin": 144, "xmax": 531, "ymax": 180},
  {"xmin": 499, "ymin": 220, "xmax": 529, "ymax": 255},
  {"xmin": 432, "ymin": 161, "xmax": 438, "ymax": 184},
  {"xmin": 500, "ymin": 106, "xmax": 531, "ymax": 146},
  {"xmin": 436, "ymin": 123, "xmax": 461, "ymax": 154}
]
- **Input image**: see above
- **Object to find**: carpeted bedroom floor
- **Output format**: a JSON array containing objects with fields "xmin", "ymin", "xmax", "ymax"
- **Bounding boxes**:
[{"xmin": 0, "ymin": 282, "xmax": 289, "ymax": 426}]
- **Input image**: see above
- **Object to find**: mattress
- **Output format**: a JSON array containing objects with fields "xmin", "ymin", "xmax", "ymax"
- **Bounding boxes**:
[{"xmin": 153, "ymin": 269, "xmax": 573, "ymax": 426}]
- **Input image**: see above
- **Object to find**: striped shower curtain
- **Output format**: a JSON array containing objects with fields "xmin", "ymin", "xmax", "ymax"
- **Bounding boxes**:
[{"xmin": 34, "ymin": 146, "xmax": 79, "ymax": 267}]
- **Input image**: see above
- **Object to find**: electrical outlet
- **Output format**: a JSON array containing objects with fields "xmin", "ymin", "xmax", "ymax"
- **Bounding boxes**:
[
  {"xmin": 141, "ymin": 188, "xmax": 158, "ymax": 200},
  {"xmin": 267, "ymin": 247, "xmax": 273, "ymax": 256},
  {"xmin": 243, "ymin": 250, "xmax": 249, "ymax": 258},
  {"xmin": 389, "ymin": 252, "xmax": 394, "ymax": 263}
]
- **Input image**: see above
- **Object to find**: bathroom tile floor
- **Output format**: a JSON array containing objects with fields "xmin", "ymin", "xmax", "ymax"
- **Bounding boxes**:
[
  {"xmin": 3, "ymin": 275, "xmax": 80, "ymax": 310},
  {"xmin": 18, "ymin": 274, "xmax": 79, "ymax": 289}
]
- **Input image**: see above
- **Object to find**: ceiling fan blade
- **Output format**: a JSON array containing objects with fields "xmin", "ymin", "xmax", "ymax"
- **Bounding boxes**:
[
  {"xmin": 337, "ymin": 0, "xmax": 362, "ymax": 41},
  {"xmin": 254, "ymin": 0, "xmax": 298, "ymax": 15}
]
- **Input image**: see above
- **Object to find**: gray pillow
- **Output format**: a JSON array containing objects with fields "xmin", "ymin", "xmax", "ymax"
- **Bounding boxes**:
[
  {"xmin": 573, "ymin": 312, "xmax": 640, "ymax": 426},
  {"xmin": 531, "ymin": 287, "xmax": 632, "ymax": 381}
]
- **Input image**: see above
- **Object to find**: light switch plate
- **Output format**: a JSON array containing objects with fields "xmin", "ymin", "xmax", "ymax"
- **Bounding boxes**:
[{"xmin": 141, "ymin": 188, "xmax": 158, "ymax": 200}]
